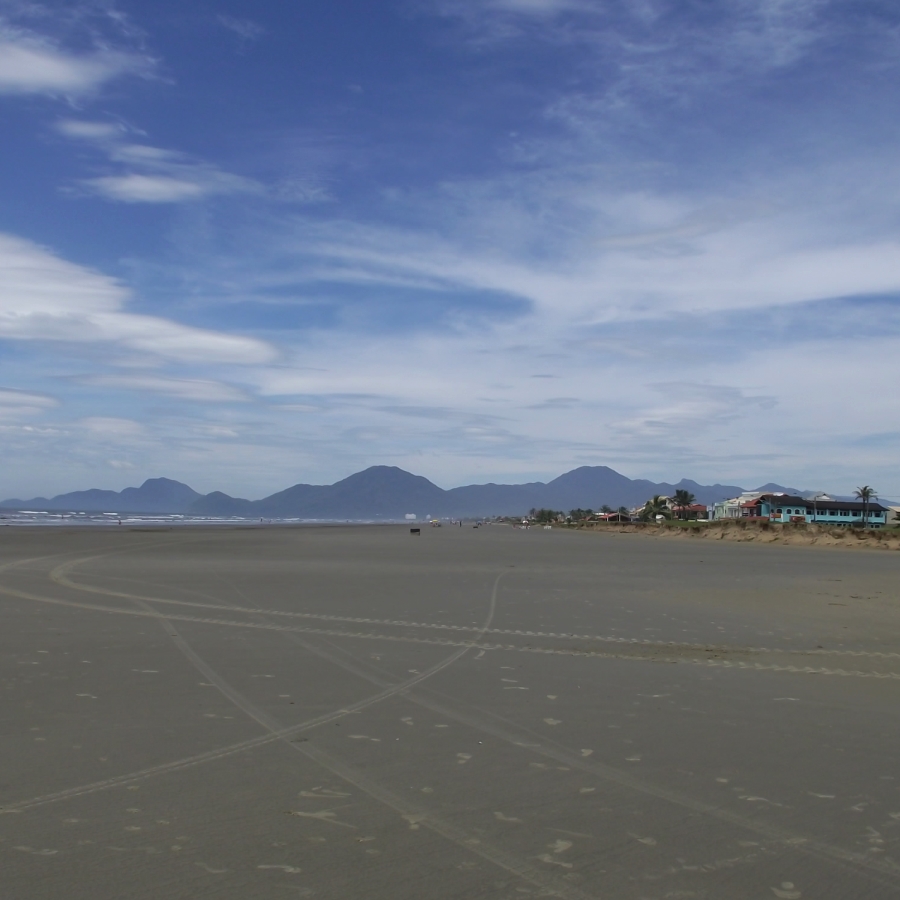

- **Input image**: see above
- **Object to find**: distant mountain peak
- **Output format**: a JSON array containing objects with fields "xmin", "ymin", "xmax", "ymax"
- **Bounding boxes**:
[{"xmin": 337, "ymin": 465, "xmax": 439, "ymax": 485}]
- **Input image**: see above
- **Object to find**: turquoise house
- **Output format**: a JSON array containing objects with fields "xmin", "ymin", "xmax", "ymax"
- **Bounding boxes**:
[{"xmin": 739, "ymin": 494, "xmax": 888, "ymax": 527}]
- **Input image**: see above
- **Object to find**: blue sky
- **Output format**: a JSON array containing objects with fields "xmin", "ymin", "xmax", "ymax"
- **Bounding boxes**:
[{"xmin": 2, "ymin": 0, "xmax": 900, "ymax": 499}]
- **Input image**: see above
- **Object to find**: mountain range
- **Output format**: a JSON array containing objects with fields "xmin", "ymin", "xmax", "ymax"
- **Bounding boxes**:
[
  {"xmin": 2, "ymin": 478, "xmax": 202, "ymax": 515},
  {"xmin": 0, "ymin": 466, "xmax": 803, "ymax": 519}
]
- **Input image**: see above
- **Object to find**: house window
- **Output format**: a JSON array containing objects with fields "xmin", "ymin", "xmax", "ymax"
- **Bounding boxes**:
[{"xmin": 776, "ymin": 508, "xmax": 782, "ymax": 514}]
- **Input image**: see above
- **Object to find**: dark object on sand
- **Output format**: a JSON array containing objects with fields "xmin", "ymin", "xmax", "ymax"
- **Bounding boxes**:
[{"xmin": 410, "ymin": 528, "xmax": 420, "ymax": 535}]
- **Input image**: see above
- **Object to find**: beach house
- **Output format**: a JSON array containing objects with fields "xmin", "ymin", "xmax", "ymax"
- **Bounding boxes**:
[{"xmin": 715, "ymin": 493, "xmax": 889, "ymax": 527}]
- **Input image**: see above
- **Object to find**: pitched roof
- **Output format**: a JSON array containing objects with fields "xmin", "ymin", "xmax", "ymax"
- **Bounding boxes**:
[{"xmin": 760, "ymin": 493, "xmax": 887, "ymax": 512}]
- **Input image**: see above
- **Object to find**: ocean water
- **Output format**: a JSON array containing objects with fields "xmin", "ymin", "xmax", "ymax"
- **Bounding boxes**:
[{"xmin": 0, "ymin": 510, "xmax": 391, "ymax": 527}]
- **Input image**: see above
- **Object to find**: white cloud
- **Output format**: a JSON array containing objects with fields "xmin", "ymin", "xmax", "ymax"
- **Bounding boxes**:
[
  {"xmin": 83, "ymin": 170, "xmax": 256, "ymax": 203},
  {"xmin": 78, "ymin": 374, "xmax": 252, "ymax": 403},
  {"xmin": 57, "ymin": 120, "xmax": 261, "ymax": 204},
  {"xmin": 271, "ymin": 209, "xmax": 900, "ymax": 325},
  {"xmin": 488, "ymin": 0, "xmax": 586, "ymax": 13},
  {"xmin": 0, "ymin": 233, "xmax": 276, "ymax": 364},
  {"xmin": 0, "ymin": 386, "xmax": 57, "ymax": 420},
  {"xmin": 613, "ymin": 382, "xmax": 777, "ymax": 441},
  {"xmin": 433, "ymin": 0, "xmax": 588, "ymax": 24},
  {"xmin": 0, "ymin": 26, "xmax": 151, "ymax": 96},
  {"xmin": 85, "ymin": 174, "xmax": 215, "ymax": 203},
  {"xmin": 217, "ymin": 14, "xmax": 266, "ymax": 42},
  {"xmin": 81, "ymin": 416, "xmax": 144, "ymax": 437},
  {"xmin": 56, "ymin": 119, "xmax": 126, "ymax": 140}
]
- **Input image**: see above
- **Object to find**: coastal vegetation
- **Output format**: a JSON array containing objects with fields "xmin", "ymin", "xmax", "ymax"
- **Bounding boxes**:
[
  {"xmin": 639, "ymin": 495, "xmax": 671, "ymax": 522},
  {"xmin": 854, "ymin": 485, "xmax": 877, "ymax": 528}
]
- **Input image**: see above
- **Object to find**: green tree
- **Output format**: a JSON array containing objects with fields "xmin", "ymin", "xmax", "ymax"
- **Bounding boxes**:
[
  {"xmin": 617, "ymin": 506, "xmax": 629, "ymax": 517},
  {"xmin": 672, "ymin": 489, "xmax": 697, "ymax": 520},
  {"xmin": 600, "ymin": 504, "xmax": 612, "ymax": 514},
  {"xmin": 640, "ymin": 495, "xmax": 671, "ymax": 522},
  {"xmin": 854, "ymin": 485, "xmax": 876, "ymax": 528}
]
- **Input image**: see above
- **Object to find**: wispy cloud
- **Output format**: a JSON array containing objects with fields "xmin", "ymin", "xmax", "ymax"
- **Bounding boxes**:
[
  {"xmin": 57, "ymin": 119, "xmax": 260, "ymax": 203},
  {"xmin": 80, "ymin": 416, "xmax": 145, "ymax": 438},
  {"xmin": 433, "ymin": 0, "xmax": 830, "ymax": 64},
  {"xmin": 0, "ymin": 20, "xmax": 152, "ymax": 96},
  {"xmin": 217, "ymin": 14, "xmax": 266, "ymax": 43},
  {"xmin": 77, "ymin": 374, "xmax": 253, "ymax": 403},
  {"xmin": 615, "ymin": 382, "xmax": 777, "ymax": 441},
  {"xmin": 236, "ymin": 170, "xmax": 900, "ymax": 327},
  {"xmin": 0, "ymin": 233, "xmax": 276, "ymax": 363},
  {"xmin": 56, "ymin": 119, "xmax": 125, "ymax": 140},
  {"xmin": 0, "ymin": 386, "xmax": 57, "ymax": 419},
  {"xmin": 84, "ymin": 170, "xmax": 256, "ymax": 203}
]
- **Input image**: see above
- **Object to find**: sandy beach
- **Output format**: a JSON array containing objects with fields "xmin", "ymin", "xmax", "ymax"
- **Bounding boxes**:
[{"xmin": 2, "ymin": 523, "xmax": 899, "ymax": 899}]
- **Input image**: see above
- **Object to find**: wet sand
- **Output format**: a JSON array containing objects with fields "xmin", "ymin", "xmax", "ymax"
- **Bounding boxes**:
[{"xmin": 2, "ymin": 524, "xmax": 899, "ymax": 899}]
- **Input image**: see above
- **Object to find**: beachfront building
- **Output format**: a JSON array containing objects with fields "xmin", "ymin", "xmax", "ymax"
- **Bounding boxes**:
[
  {"xmin": 715, "ymin": 493, "xmax": 889, "ymax": 527},
  {"xmin": 652, "ymin": 496, "xmax": 711, "ymax": 520},
  {"xmin": 712, "ymin": 493, "xmax": 764, "ymax": 520},
  {"xmin": 594, "ymin": 511, "xmax": 632, "ymax": 523},
  {"xmin": 677, "ymin": 503, "xmax": 710, "ymax": 520}
]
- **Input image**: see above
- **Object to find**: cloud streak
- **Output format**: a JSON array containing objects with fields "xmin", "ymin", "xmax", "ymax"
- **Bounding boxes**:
[
  {"xmin": 0, "ymin": 386, "xmax": 57, "ymax": 419},
  {"xmin": 77, "ymin": 374, "xmax": 253, "ymax": 403},
  {"xmin": 0, "ymin": 21, "xmax": 152, "ymax": 96},
  {"xmin": 57, "ymin": 119, "xmax": 260, "ymax": 203},
  {"xmin": 0, "ymin": 233, "xmax": 276, "ymax": 364}
]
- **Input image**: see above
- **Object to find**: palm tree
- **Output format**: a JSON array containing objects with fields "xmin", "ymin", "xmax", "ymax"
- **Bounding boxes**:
[
  {"xmin": 854, "ymin": 485, "xmax": 876, "ymax": 528},
  {"xmin": 617, "ymin": 506, "xmax": 629, "ymax": 517},
  {"xmin": 640, "ymin": 495, "xmax": 671, "ymax": 522},
  {"xmin": 600, "ymin": 505, "xmax": 612, "ymax": 514},
  {"xmin": 672, "ymin": 489, "xmax": 697, "ymax": 521}
]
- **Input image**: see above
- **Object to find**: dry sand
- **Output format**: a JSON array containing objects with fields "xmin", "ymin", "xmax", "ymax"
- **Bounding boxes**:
[{"xmin": 579, "ymin": 518, "xmax": 900, "ymax": 549}]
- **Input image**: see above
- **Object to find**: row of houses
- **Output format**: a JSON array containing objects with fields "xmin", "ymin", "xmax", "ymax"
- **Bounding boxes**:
[
  {"xmin": 534, "ymin": 492, "xmax": 894, "ymax": 527},
  {"xmin": 712, "ymin": 492, "xmax": 890, "ymax": 527},
  {"xmin": 594, "ymin": 497, "xmax": 708, "ymax": 523}
]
